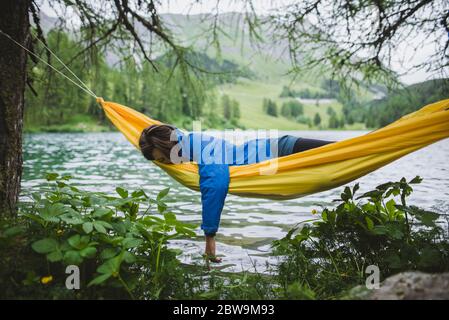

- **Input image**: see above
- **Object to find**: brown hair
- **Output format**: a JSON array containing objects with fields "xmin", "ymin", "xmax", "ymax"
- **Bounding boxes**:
[{"xmin": 139, "ymin": 124, "xmax": 177, "ymax": 161}]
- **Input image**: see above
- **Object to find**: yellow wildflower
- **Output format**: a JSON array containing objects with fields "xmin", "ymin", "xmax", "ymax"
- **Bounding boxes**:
[
  {"xmin": 311, "ymin": 209, "xmax": 318, "ymax": 215},
  {"xmin": 41, "ymin": 275, "xmax": 53, "ymax": 284}
]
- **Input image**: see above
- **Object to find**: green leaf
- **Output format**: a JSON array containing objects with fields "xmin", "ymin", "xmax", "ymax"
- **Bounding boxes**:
[
  {"xmin": 352, "ymin": 183, "xmax": 360, "ymax": 196},
  {"xmin": 60, "ymin": 210, "xmax": 84, "ymax": 225},
  {"xmin": 93, "ymin": 208, "xmax": 112, "ymax": 218},
  {"xmin": 57, "ymin": 181, "xmax": 67, "ymax": 188},
  {"xmin": 116, "ymin": 187, "xmax": 128, "ymax": 198},
  {"xmin": 386, "ymin": 225, "xmax": 404, "ymax": 240},
  {"xmin": 39, "ymin": 203, "xmax": 67, "ymax": 222},
  {"xmin": 69, "ymin": 199, "xmax": 83, "ymax": 207},
  {"xmin": 63, "ymin": 250, "xmax": 83, "ymax": 265},
  {"xmin": 68, "ymin": 234, "xmax": 90, "ymax": 249},
  {"xmin": 112, "ymin": 222, "xmax": 127, "ymax": 234},
  {"xmin": 47, "ymin": 250, "xmax": 63, "ymax": 262},
  {"xmin": 22, "ymin": 213, "xmax": 45, "ymax": 225},
  {"xmin": 46, "ymin": 173, "xmax": 59, "ymax": 181},
  {"xmin": 356, "ymin": 190, "xmax": 383, "ymax": 201},
  {"xmin": 157, "ymin": 202, "xmax": 167, "ymax": 213},
  {"xmin": 93, "ymin": 221, "xmax": 107, "ymax": 234},
  {"xmin": 31, "ymin": 192, "xmax": 41, "ymax": 202},
  {"xmin": 385, "ymin": 199, "xmax": 397, "ymax": 216},
  {"xmin": 100, "ymin": 248, "xmax": 118, "ymax": 260},
  {"xmin": 365, "ymin": 217, "xmax": 374, "ymax": 230},
  {"xmin": 97, "ymin": 255, "xmax": 123, "ymax": 275},
  {"xmin": 3, "ymin": 226, "xmax": 25, "ymax": 237},
  {"xmin": 157, "ymin": 187, "xmax": 170, "ymax": 201},
  {"xmin": 32, "ymin": 238, "xmax": 58, "ymax": 254},
  {"xmin": 123, "ymin": 251, "xmax": 137, "ymax": 263},
  {"xmin": 417, "ymin": 211, "xmax": 439, "ymax": 227},
  {"xmin": 110, "ymin": 236, "xmax": 124, "ymax": 245},
  {"xmin": 131, "ymin": 189, "xmax": 147, "ymax": 198},
  {"xmin": 175, "ymin": 226, "xmax": 196, "ymax": 237},
  {"xmin": 122, "ymin": 237, "xmax": 143, "ymax": 249},
  {"xmin": 164, "ymin": 212, "xmax": 177, "ymax": 223},
  {"xmin": 82, "ymin": 222, "xmax": 93, "ymax": 234},
  {"xmin": 96, "ymin": 220, "xmax": 113, "ymax": 229},
  {"xmin": 88, "ymin": 273, "xmax": 111, "ymax": 287},
  {"xmin": 170, "ymin": 248, "xmax": 183, "ymax": 256},
  {"xmin": 80, "ymin": 246, "xmax": 97, "ymax": 258},
  {"xmin": 410, "ymin": 176, "xmax": 423, "ymax": 184},
  {"xmin": 68, "ymin": 234, "xmax": 81, "ymax": 249},
  {"xmin": 340, "ymin": 186, "xmax": 352, "ymax": 202}
]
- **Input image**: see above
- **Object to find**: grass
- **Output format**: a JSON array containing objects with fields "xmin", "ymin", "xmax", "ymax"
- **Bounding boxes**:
[
  {"xmin": 24, "ymin": 114, "xmax": 111, "ymax": 133},
  {"xmin": 219, "ymin": 78, "xmax": 351, "ymax": 130}
]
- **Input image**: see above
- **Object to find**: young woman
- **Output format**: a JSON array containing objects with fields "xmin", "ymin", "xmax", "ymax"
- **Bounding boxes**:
[{"xmin": 139, "ymin": 124, "xmax": 334, "ymax": 263}]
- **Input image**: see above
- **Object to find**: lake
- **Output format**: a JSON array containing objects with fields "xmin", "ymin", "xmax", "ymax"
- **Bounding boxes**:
[{"xmin": 22, "ymin": 131, "xmax": 449, "ymax": 272}]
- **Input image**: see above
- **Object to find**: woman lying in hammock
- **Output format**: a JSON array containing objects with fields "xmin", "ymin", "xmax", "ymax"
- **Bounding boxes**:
[{"xmin": 139, "ymin": 124, "xmax": 334, "ymax": 263}]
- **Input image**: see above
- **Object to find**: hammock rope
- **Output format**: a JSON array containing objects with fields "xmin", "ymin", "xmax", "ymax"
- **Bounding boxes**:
[
  {"xmin": 0, "ymin": 29, "xmax": 97, "ymax": 99},
  {"xmin": 33, "ymin": 33, "xmax": 97, "ymax": 98}
]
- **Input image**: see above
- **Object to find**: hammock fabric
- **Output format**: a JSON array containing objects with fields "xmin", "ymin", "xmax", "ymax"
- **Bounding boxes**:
[{"xmin": 97, "ymin": 97, "xmax": 449, "ymax": 200}]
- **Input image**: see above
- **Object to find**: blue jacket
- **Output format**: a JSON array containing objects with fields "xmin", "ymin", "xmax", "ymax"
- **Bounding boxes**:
[{"xmin": 176, "ymin": 130, "xmax": 297, "ymax": 236}]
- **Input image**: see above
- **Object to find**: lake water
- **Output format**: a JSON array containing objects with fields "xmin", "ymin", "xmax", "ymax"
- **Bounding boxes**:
[{"xmin": 22, "ymin": 131, "xmax": 449, "ymax": 272}]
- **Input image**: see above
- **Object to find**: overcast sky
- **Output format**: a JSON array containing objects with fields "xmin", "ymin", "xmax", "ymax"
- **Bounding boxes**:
[{"xmin": 157, "ymin": 0, "xmax": 296, "ymax": 14}]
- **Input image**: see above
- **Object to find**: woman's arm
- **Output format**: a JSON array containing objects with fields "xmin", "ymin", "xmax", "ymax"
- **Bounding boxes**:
[{"xmin": 198, "ymin": 163, "xmax": 230, "ymax": 236}]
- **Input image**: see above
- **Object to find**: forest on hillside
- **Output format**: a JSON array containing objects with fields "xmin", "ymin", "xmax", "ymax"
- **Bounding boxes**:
[
  {"xmin": 25, "ymin": 29, "xmax": 246, "ymax": 132},
  {"xmin": 26, "ymin": 29, "xmax": 448, "ymax": 133}
]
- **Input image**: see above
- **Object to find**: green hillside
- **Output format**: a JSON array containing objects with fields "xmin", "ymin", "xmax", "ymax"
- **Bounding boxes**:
[
  {"xmin": 219, "ymin": 79, "xmax": 348, "ymax": 130},
  {"xmin": 364, "ymin": 79, "xmax": 449, "ymax": 128},
  {"xmin": 161, "ymin": 13, "xmax": 374, "ymax": 130}
]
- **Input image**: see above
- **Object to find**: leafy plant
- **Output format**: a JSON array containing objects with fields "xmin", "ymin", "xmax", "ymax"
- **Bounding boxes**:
[
  {"xmin": 2, "ymin": 175, "xmax": 448, "ymax": 300},
  {"xmin": 2, "ymin": 173, "xmax": 197, "ymax": 299},
  {"xmin": 272, "ymin": 176, "xmax": 449, "ymax": 299}
]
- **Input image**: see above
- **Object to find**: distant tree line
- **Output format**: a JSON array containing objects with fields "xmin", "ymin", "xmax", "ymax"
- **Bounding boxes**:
[
  {"xmin": 221, "ymin": 94, "xmax": 241, "ymax": 126},
  {"xmin": 327, "ymin": 107, "xmax": 345, "ymax": 129},
  {"xmin": 279, "ymin": 81, "xmax": 340, "ymax": 100},
  {"xmin": 262, "ymin": 98, "xmax": 279, "ymax": 117},
  {"xmin": 263, "ymin": 98, "xmax": 304, "ymax": 119},
  {"xmin": 364, "ymin": 79, "xmax": 449, "ymax": 128},
  {"xmin": 337, "ymin": 78, "xmax": 449, "ymax": 129}
]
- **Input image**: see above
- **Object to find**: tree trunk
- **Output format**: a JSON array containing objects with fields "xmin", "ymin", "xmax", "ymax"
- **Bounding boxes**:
[{"xmin": 0, "ymin": 0, "xmax": 30, "ymax": 217}]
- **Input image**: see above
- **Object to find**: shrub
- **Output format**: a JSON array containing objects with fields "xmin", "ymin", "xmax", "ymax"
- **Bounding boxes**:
[
  {"xmin": 272, "ymin": 176, "xmax": 449, "ymax": 299},
  {"xmin": 281, "ymin": 100, "xmax": 304, "ymax": 118},
  {"xmin": 0, "ymin": 173, "xmax": 197, "ymax": 299},
  {"xmin": 2, "ymin": 174, "xmax": 447, "ymax": 300}
]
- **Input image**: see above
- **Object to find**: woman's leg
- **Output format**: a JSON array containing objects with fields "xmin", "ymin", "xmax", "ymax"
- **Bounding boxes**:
[{"xmin": 292, "ymin": 137, "xmax": 334, "ymax": 153}]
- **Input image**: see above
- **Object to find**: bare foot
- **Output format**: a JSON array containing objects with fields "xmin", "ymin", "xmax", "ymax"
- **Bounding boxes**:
[
  {"xmin": 204, "ymin": 234, "xmax": 222, "ymax": 263},
  {"xmin": 203, "ymin": 253, "xmax": 222, "ymax": 263}
]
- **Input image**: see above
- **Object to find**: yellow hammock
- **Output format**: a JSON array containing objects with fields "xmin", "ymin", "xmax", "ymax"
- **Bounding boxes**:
[{"xmin": 97, "ymin": 97, "xmax": 449, "ymax": 200}]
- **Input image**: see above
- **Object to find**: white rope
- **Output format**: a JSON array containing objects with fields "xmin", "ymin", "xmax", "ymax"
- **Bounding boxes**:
[
  {"xmin": 0, "ymin": 29, "xmax": 98, "ymax": 99},
  {"xmin": 33, "ymin": 34, "xmax": 97, "ymax": 97}
]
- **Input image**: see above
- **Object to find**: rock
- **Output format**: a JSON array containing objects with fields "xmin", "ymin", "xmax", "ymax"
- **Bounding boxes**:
[{"xmin": 368, "ymin": 272, "xmax": 449, "ymax": 300}]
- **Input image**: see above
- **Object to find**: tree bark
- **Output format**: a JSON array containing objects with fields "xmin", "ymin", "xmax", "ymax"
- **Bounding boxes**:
[{"xmin": 0, "ymin": 0, "xmax": 30, "ymax": 217}]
